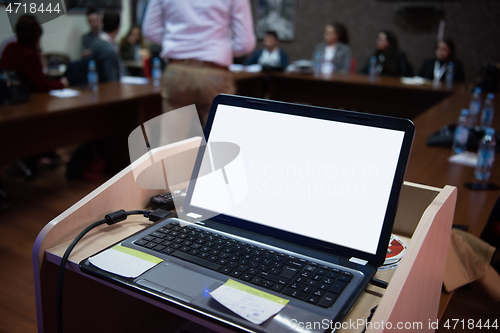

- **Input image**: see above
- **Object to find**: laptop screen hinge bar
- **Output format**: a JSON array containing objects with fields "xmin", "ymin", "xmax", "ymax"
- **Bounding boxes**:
[
  {"xmin": 349, "ymin": 257, "xmax": 368, "ymax": 265},
  {"xmin": 186, "ymin": 212, "xmax": 202, "ymax": 219},
  {"xmin": 184, "ymin": 212, "xmax": 205, "ymax": 224}
]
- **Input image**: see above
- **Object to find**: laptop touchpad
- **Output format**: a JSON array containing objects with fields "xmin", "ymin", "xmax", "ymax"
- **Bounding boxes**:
[{"xmin": 136, "ymin": 262, "xmax": 218, "ymax": 303}]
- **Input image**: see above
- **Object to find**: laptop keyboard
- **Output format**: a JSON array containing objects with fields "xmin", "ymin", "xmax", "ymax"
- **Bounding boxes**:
[{"xmin": 133, "ymin": 221, "xmax": 352, "ymax": 308}]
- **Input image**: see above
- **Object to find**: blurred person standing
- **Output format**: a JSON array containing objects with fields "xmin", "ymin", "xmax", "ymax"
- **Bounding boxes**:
[
  {"xmin": 81, "ymin": 7, "xmax": 101, "ymax": 58},
  {"xmin": 142, "ymin": 0, "xmax": 256, "ymax": 128}
]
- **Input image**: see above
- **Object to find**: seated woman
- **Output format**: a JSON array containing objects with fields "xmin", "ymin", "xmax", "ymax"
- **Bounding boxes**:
[
  {"xmin": 419, "ymin": 38, "xmax": 465, "ymax": 82},
  {"xmin": 245, "ymin": 31, "xmax": 289, "ymax": 71},
  {"xmin": 120, "ymin": 25, "xmax": 150, "ymax": 61},
  {"xmin": 119, "ymin": 25, "xmax": 150, "ymax": 76},
  {"xmin": 312, "ymin": 23, "xmax": 351, "ymax": 74},
  {"xmin": 0, "ymin": 15, "xmax": 68, "ymax": 180},
  {"xmin": 0, "ymin": 15, "xmax": 68, "ymax": 91},
  {"xmin": 360, "ymin": 30, "xmax": 412, "ymax": 77}
]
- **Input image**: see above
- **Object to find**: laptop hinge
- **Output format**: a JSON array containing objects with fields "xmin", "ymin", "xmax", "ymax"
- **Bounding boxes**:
[
  {"xmin": 186, "ymin": 212, "xmax": 202, "ymax": 219},
  {"xmin": 184, "ymin": 212, "xmax": 205, "ymax": 224},
  {"xmin": 349, "ymin": 257, "xmax": 368, "ymax": 265}
]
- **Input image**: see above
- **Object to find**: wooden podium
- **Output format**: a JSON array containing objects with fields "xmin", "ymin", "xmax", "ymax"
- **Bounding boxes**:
[{"xmin": 33, "ymin": 138, "xmax": 457, "ymax": 333}]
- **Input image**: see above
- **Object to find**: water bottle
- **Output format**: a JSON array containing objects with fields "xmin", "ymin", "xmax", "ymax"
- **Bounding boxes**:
[
  {"xmin": 474, "ymin": 127, "xmax": 496, "ymax": 182},
  {"xmin": 452, "ymin": 108, "xmax": 470, "ymax": 154},
  {"xmin": 152, "ymin": 57, "xmax": 162, "ymax": 86},
  {"xmin": 87, "ymin": 59, "xmax": 98, "ymax": 92},
  {"xmin": 313, "ymin": 50, "xmax": 322, "ymax": 76},
  {"xmin": 480, "ymin": 93, "xmax": 495, "ymax": 129},
  {"xmin": 468, "ymin": 87, "xmax": 482, "ymax": 126},
  {"xmin": 369, "ymin": 56, "xmax": 377, "ymax": 81},
  {"xmin": 134, "ymin": 45, "xmax": 141, "ymax": 61},
  {"xmin": 321, "ymin": 56, "xmax": 334, "ymax": 75},
  {"xmin": 445, "ymin": 62, "xmax": 454, "ymax": 89}
]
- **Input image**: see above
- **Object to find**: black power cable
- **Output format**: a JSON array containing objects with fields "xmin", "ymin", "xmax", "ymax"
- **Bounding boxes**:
[
  {"xmin": 56, "ymin": 209, "xmax": 156, "ymax": 333},
  {"xmin": 370, "ymin": 277, "xmax": 389, "ymax": 289}
]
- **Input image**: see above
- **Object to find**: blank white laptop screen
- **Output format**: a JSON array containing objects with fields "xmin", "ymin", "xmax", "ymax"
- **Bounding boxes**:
[{"xmin": 190, "ymin": 105, "xmax": 405, "ymax": 255}]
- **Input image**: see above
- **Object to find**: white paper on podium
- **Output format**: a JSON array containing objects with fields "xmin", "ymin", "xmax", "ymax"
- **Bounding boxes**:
[
  {"xmin": 88, "ymin": 245, "xmax": 162, "ymax": 278},
  {"xmin": 210, "ymin": 279, "xmax": 288, "ymax": 325}
]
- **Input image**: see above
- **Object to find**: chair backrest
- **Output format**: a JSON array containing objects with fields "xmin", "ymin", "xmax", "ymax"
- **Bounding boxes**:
[
  {"xmin": 350, "ymin": 57, "xmax": 357, "ymax": 74},
  {"xmin": 44, "ymin": 53, "xmax": 71, "ymax": 68},
  {"xmin": 65, "ymin": 58, "xmax": 89, "ymax": 87}
]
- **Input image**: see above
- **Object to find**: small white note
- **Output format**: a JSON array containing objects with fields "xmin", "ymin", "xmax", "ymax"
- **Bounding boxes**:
[
  {"xmin": 49, "ymin": 88, "xmax": 80, "ymax": 98},
  {"xmin": 210, "ymin": 279, "xmax": 289, "ymax": 325},
  {"xmin": 229, "ymin": 64, "xmax": 244, "ymax": 72},
  {"xmin": 89, "ymin": 244, "xmax": 162, "ymax": 278},
  {"xmin": 448, "ymin": 151, "xmax": 478, "ymax": 167},
  {"xmin": 245, "ymin": 64, "xmax": 262, "ymax": 73},
  {"xmin": 120, "ymin": 76, "xmax": 149, "ymax": 85},
  {"xmin": 400, "ymin": 76, "xmax": 430, "ymax": 85}
]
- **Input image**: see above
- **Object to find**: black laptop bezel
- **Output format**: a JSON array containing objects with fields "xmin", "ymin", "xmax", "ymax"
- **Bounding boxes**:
[{"xmin": 183, "ymin": 94, "xmax": 415, "ymax": 267}]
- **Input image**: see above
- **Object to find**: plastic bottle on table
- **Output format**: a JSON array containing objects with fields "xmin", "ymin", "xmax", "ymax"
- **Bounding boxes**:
[
  {"xmin": 134, "ymin": 45, "xmax": 141, "ymax": 61},
  {"xmin": 87, "ymin": 59, "xmax": 98, "ymax": 92},
  {"xmin": 369, "ymin": 56, "xmax": 377, "ymax": 81},
  {"xmin": 321, "ymin": 56, "xmax": 334, "ymax": 75},
  {"xmin": 445, "ymin": 62, "xmax": 454, "ymax": 89},
  {"xmin": 480, "ymin": 93, "xmax": 495, "ymax": 129},
  {"xmin": 452, "ymin": 108, "xmax": 470, "ymax": 154},
  {"xmin": 468, "ymin": 87, "xmax": 482, "ymax": 126},
  {"xmin": 152, "ymin": 57, "xmax": 162, "ymax": 86},
  {"xmin": 474, "ymin": 127, "xmax": 496, "ymax": 182},
  {"xmin": 313, "ymin": 50, "xmax": 322, "ymax": 76}
]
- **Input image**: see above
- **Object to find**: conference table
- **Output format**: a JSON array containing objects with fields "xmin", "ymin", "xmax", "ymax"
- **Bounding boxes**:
[
  {"xmin": 0, "ymin": 82, "xmax": 162, "ymax": 169},
  {"xmin": 406, "ymin": 91, "xmax": 500, "ymax": 237},
  {"xmin": 1, "ymin": 72, "xmax": 496, "ymax": 236},
  {"xmin": 269, "ymin": 74, "xmax": 500, "ymax": 314},
  {"xmin": 267, "ymin": 73, "xmax": 497, "ymax": 317},
  {"xmin": 264, "ymin": 72, "xmax": 497, "ymax": 239},
  {"xmin": 0, "ymin": 72, "xmax": 263, "ymax": 170},
  {"xmin": 268, "ymin": 72, "xmax": 456, "ymax": 119},
  {"xmin": 11, "ymin": 71, "xmax": 498, "ymax": 331},
  {"xmin": 1, "ymin": 72, "xmax": 496, "ymax": 231},
  {"xmin": 402, "ymin": 89, "xmax": 500, "ymax": 316}
]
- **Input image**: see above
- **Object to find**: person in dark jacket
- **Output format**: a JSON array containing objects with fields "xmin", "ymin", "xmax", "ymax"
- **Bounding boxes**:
[
  {"xmin": 245, "ymin": 31, "xmax": 289, "ymax": 71},
  {"xmin": 90, "ymin": 12, "xmax": 123, "ymax": 83},
  {"xmin": 419, "ymin": 38, "xmax": 465, "ymax": 82},
  {"xmin": 0, "ymin": 15, "xmax": 68, "ymax": 91},
  {"xmin": 360, "ymin": 30, "xmax": 413, "ymax": 77}
]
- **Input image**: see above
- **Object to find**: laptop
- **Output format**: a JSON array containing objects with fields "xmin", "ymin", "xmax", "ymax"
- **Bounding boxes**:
[{"xmin": 80, "ymin": 94, "xmax": 415, "ymax": 332}]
